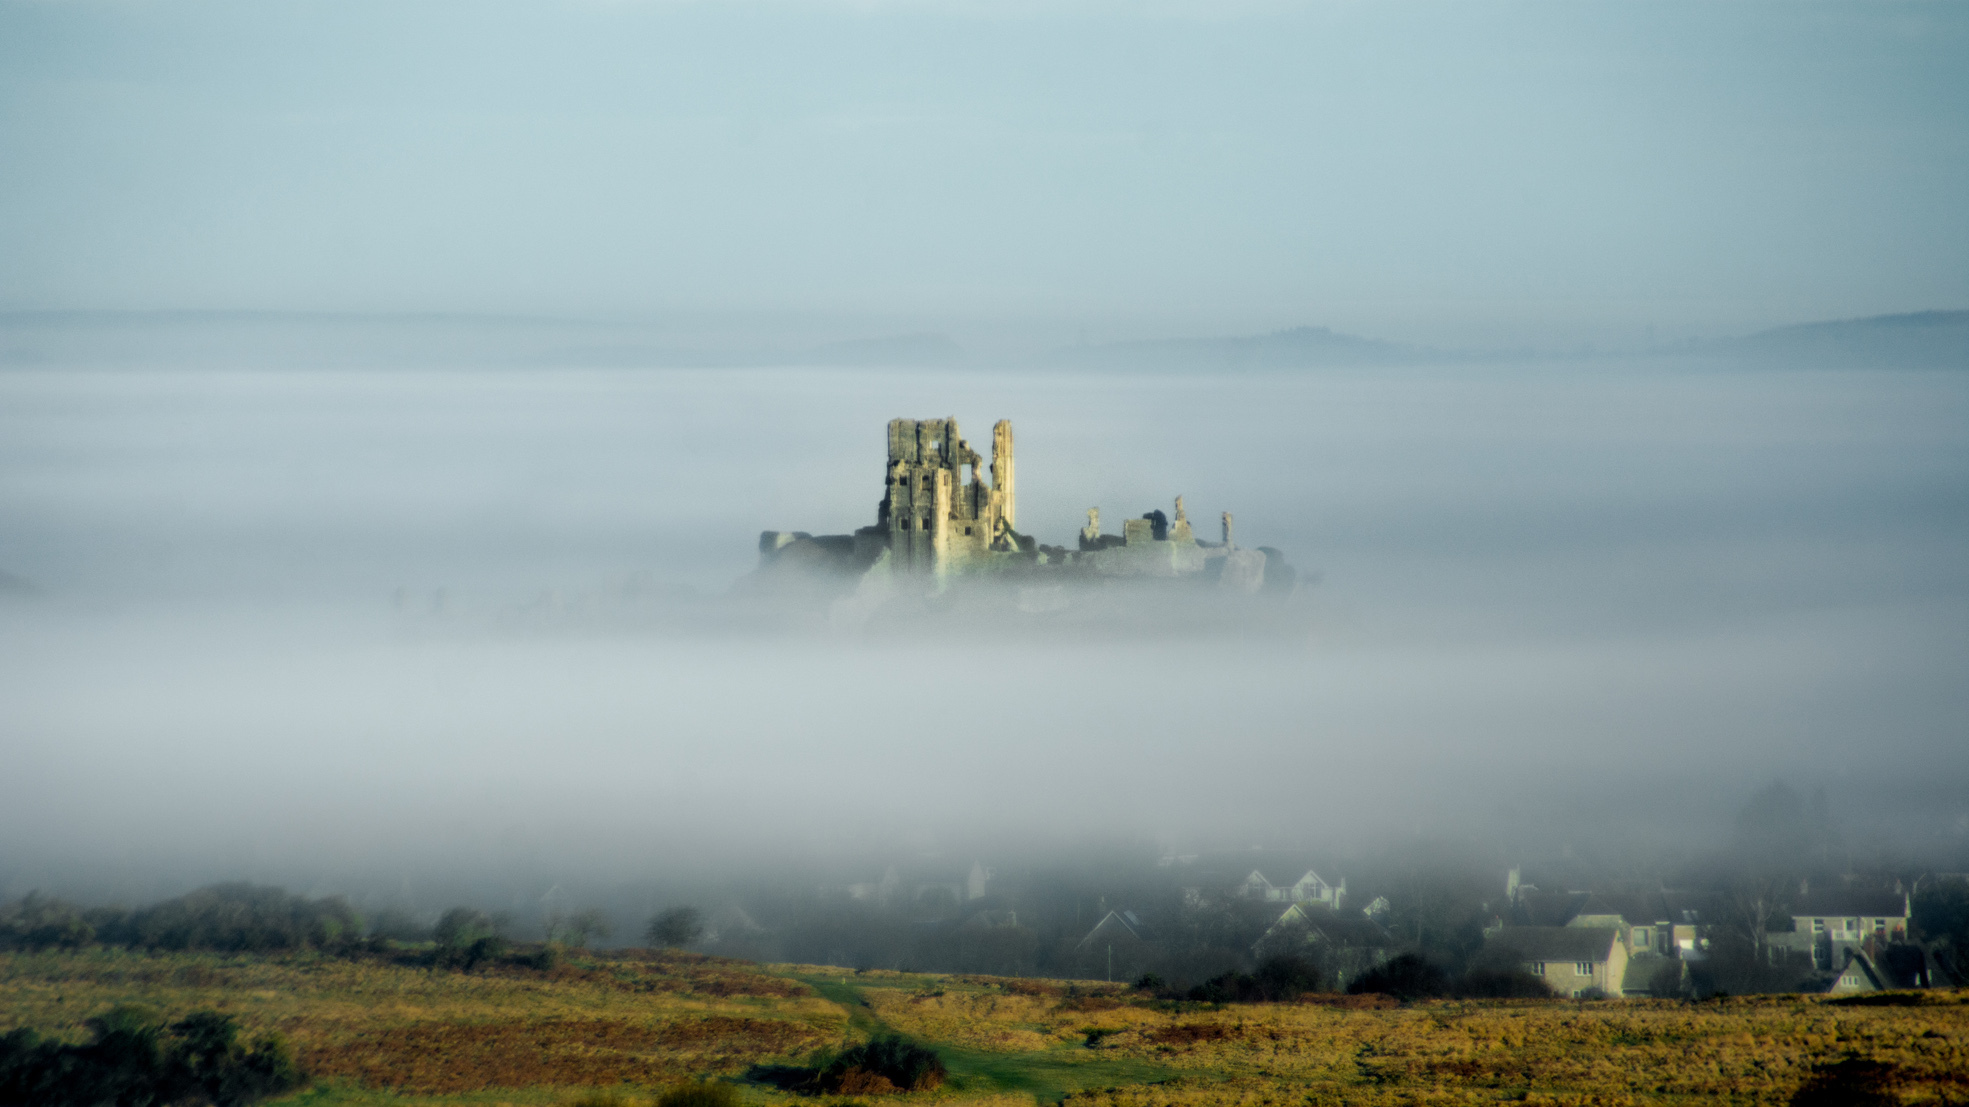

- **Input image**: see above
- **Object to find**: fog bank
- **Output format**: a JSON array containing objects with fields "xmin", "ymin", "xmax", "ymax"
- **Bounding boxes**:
[{"xmin": 2, "ymin": 359, "xmax": 1966, "ymax": 903}]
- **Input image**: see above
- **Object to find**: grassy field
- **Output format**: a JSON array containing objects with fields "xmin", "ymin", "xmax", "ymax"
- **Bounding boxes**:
[{"xmin": 4, "ymin": 949, "xmax": 1966, "ymax": 1106}]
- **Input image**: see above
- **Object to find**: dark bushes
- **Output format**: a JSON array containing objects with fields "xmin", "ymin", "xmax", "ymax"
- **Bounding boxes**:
[
  {"xmin": 1347, "ymin": 953, "xmax": 1450, "ymax": 1000},
  {"xmin": 5, "ymin": 885, "xmax": 368, "ymax": 956},
  {"xmin": 820, "ymin": 1036, "xmax": 946, "ymax": 1094},
  {"xmin": 84, "ymin": 884, "xmax": 363, "ymax": 954},
  {"xmin": 1345, "ymin": 953, "xmax": 1555, "ymax": 1000},
  {"xmin": 1183, "ymin": 955, "xmax": 1323, "ymax": 1003},
  {"xmin": 0, "ymin": 1006, "xmax": 301, "ymax": 1107},
  {"xmin": 1454, "ymin": 967, "xmax": 1553, "ymax": 998},
  {"xmin": 0, "ymin": 893, "xmax": 94, "ymax": 952},
  {"xmin": 432, "ymin": 906, "xmax": 510, "ymax": 971},
  {"xmin": 647, "ymin": 906, "xmax": 705, "ymax": 949},
  {"xmin": 748, "ymin": 1036, "xmax": 946, "ymax": 1096}
]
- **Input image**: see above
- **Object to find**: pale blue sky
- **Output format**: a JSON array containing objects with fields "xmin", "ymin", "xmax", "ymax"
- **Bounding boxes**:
[{"xmin": 2, "ymin": 0, "xmax": 1964, "ymax": 347}]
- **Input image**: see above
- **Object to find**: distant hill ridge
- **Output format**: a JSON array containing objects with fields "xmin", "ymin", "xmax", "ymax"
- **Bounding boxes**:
[
  {"xmin": 1, "ymin": 309, "xmax": 1961, "ymax": 370},
  {"xmin": 1047, "ymin": 324, "xmax": 1429, "ymax": 370},
  {"xmin": 1716, "ymin": 309, "xmax": 1969, "ymax": 369}
]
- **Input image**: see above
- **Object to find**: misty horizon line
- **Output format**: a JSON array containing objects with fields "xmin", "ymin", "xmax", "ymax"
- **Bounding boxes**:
[{"xmin": 2, "ymin": 306, "xmax": 1965, "ymax": 370}]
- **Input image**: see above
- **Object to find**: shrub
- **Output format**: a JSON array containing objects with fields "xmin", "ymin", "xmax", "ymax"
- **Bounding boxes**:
[
  {"xmin": 512, "ymin": 944, "xmax": 560, "ymax": 971},
  {"xmin": 165, "ymin": 1010, "xmax": 303, "ymax": 1106},
  {"xmin": 433, "ymin": 906, "xmax": 500, "ymax": 948},
  {"xmin": 1253, "ymin": 954, "xmax": 1322, "ymax": 997},
  {"xmin": 108, "ymin": 884, "xmax": 362, "ymax": 954},
  {"xmin": 0, "ymin": 1006, "xmax": 302, "ymax": 1107},
  {"xmin": 1454, "ymin": 968, "xmax": 1551, "ymax": 998},
  {"xmin": 818, "ymin": 1036, "xmax": 945, "ymax": 1094},
  {"xmin": 0, "ymin": 892, "xmax": 95, "ymax": 952},
  {"xmin": 1347, "ymin": 953, "xmax": 1449, "ymax": 1001},
  {"xmin": 647, "ymin": 907, "xmax": 705, "ymax": 948},
  {"xmin": 433, "ymin": 907, "xmax": 509, "ymax": 971},
  {"xmin": 1183, "ymin": 955, "xmax": 1323, "ymax": 1004}
]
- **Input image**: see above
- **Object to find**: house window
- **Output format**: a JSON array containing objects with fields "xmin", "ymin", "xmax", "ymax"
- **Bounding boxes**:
[
  {"xmin": 1634, "ymin": 928, "xmax": 1649, "ymax": 946},
  {"xmin": 1847, "ymin": 919, "xmax": 1859, "ymax": 932},
  {"xmin": 1874, "ymin": 919, "xmax": 1886, "ymax": 931},
  {"xmin": 964, "ymin": 526, "xmax": 973, "ymax": 535},
  {"xmin": 1813, "ymin": 918, "xmax": 1825, "ymax": 933},
  {"xmin": 1576, "ymin": 962, "xmax": 1594, "ymax": 975},
  {"xmin": 1529, "ymin": 963, "xmax": 1544, "ymax": 976}
]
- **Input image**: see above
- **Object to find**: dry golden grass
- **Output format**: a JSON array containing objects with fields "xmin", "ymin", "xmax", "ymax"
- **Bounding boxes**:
[
  {"xmin": 5, "ymin": 949, "xmax": 1967, "ymax": 1105},
  {"xmin": 309, "ymin": 1015, "xmax": 822, "ymax": 1093},
  {"xmin": 954, "ymin": 991, "xmax": 1969, "ymax": 1105},
  {"xmin": 0, "ymin": 947, "xmax": 843, "ymax": 1099}
]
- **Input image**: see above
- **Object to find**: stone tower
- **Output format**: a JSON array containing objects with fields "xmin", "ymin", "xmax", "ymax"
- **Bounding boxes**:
[{"xmin": 881, "ymin": 417, "xmax": 1016, "ymax": 574}]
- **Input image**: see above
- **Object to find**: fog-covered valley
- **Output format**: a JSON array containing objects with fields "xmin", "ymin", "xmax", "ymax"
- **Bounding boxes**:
[{"xmin": 2, "ymin": 351, "xmax": 1963, "ymax": 918}]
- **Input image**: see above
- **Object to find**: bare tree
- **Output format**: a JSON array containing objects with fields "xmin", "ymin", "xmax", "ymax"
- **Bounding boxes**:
[{"xmin": 1725, "ymin": 871, "xmax": 1790, "ymax": 967}]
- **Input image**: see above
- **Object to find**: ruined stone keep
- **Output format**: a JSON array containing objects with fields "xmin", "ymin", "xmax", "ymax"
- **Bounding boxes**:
[{"xmin": 755, "ymin": 416, "xmax": 1290, "ymax": 594}]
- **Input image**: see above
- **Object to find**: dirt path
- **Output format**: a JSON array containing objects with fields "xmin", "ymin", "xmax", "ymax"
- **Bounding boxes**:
[{"xmin": 781, "ymin": 971, "xmax": 1193, "ymax": 1105}]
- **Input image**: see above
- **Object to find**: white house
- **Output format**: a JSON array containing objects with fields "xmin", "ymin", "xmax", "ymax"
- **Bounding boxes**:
[{"xmin": 1237, "ymin": 869, "xmax": 1346, "ymax": 908}]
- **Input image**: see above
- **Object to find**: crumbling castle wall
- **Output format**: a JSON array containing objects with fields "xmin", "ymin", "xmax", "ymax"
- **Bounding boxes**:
[
  {"xmin": 882, "ymin": 416, "xmax": 1015, "ymax": 576},
  {"xmin": 754, "ymin": 416, "xmax": 1284, "ymax": 596}
]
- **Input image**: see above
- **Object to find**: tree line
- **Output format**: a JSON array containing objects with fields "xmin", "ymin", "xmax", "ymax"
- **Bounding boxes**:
[{"xmin": 0, "ymin": 885, "xmax": 707, "ymax": 971}]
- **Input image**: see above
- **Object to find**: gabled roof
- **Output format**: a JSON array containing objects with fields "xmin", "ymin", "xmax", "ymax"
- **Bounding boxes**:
[
  {"xmin": 1515, "ymin": 891, "xmax": 1592, "ymax": 927},
  {"xmin": 1258, "ymin": 902, "xmax": 1390, "ymax": 948},
  {"xmin": 1486, "ymin": 926, "xmax": 1620, "ymax": 963},
  {"xmin": 1176, "ymin": 851, "xmax": 1342, "ymax": 889},
  {"xmin": 1830, "ymin": 951, "xmax": 1885, "ymax": 994},
  {"xmin": 1790, "ymin": 891, "xmax": 1909, "ymax": 919},
  {"xmin": 1578, "ymin": 893, "xmax": 1674, "ymax": 927},
  {"xmin": 1076, "ymin": 909, "xmax": 1147, "ymax": 950},
  {"xmin": 1875, "ymin": 943, "xmax": 1930, "ymax": 989},
  {"xmin": 1518, "ymin": 889, "xmax": 1725, "ymax": 928}
]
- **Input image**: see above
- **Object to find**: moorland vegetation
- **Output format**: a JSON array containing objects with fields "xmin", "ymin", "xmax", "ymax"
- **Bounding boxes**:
[{"xmin": 3, "ymin": 944, "xmax": 1963, "ymax": 1107}]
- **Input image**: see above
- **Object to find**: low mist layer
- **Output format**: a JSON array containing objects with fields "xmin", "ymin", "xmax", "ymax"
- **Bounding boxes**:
[{"xmin": 1, "ymin": 355, "xmax": 1965, "ymax": 908}]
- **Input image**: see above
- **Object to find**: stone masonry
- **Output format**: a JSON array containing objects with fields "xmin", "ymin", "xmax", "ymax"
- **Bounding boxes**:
[{"xmin": 755, "ymin": 416, "xmax": 1289, "ymax": 594}]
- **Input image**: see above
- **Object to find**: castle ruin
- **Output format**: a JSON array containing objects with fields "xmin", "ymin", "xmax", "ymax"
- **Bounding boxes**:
[{"xmin": 755, "ymin": 416, "xmax": 1289, "ymax": 595}]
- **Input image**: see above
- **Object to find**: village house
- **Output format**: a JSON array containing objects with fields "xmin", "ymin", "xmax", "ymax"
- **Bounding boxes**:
[
  {"xmin": 1074, "ymin": 909, "xmax": 1152, "ymax": 983},
  {"xmin": 1508, "ymin": 871, "xmax": 1717, "ymax": 963},
  {"xmin": 1485, "ymin": 926, "xmax": 1628, "ymax": 998},
  {"xmin": 1829, "ymin": 950, "xmax": 1890, "ymax": 995},
  {"xmin": 1764, "ymin": 888, "xmax": 1911, "ymax": 972},
  {"xmin": 1251, "ymin": 901, "xmax": 1393, "ymax": 991},
  {"xmin": 1236, "ymin": 868, "xmax": 1347, "ymax": 908}
]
